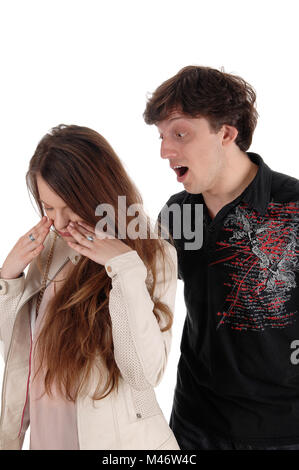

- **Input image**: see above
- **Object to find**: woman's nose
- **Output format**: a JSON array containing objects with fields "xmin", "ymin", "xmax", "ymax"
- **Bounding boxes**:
[{"xmin": 53, "ymin": 214, "xmax": 71, "ymax": 232}]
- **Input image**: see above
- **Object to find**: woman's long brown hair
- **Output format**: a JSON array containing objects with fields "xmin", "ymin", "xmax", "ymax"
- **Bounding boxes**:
[{"xmin": 26, "ymin": 124, "xmax": 175, "ymax": 402}]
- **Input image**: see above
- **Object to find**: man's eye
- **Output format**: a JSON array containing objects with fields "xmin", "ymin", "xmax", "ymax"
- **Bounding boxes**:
[
  {"xmin": 159, "ymin": 135, "xmax": 163, "ymax": 140},
  {"xmin": 176, "ymin": 132, "xmax": 186, "ymax": 138}
]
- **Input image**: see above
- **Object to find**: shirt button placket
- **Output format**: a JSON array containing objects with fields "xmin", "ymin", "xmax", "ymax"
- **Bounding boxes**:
[{"xmin": 207, "ymin": 225, "xmax": 216, "ymax": 258}]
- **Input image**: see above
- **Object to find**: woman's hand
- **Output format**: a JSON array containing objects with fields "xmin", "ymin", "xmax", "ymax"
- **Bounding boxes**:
[
  {"xmin": 66, "ymin": 221, "xmax": 133, "ymax": 266},
  {"xmin": 0, "ymin": 216, "xmax": 53, "ymax": 279}
]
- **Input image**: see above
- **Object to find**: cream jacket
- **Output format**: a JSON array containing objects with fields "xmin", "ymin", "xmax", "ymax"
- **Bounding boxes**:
[{"xmin": 0, "ymin": 230, "xmax": 179, "ymax": 450}]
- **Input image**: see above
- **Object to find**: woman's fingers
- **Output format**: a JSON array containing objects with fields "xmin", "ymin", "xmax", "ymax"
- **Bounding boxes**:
[
  {"xmin": 23, "ymin": 217, "xmax": 52, "ymax": 249},
  {"xmin": 24, "ymin": 215, "xmax": 48, "ymax": 237},
  {"xmin": 78, "ymin": 221, "xmax": 113, "ymax": 239},
  {"xmin": 77, "ymin": 221, "xmax": 95, "ymax": 233},
  {"xmin": 1, "ymin": 217, "xmax": 52, "ymax": 279},
  {"xmin": 67, "ymin": 222, "xmax": 93, "ymax": 248}
]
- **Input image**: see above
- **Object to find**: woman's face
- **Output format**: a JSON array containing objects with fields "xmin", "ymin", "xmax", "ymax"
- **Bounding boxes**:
[{"xmin": 36, "ymin": 174, "xmax": 83, "ymax": 241}]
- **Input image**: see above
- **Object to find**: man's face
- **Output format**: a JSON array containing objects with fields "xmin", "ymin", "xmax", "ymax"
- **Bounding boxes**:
[{"xmin": 157, "ymin": 112, "xmax": 226, "ymax": 194}]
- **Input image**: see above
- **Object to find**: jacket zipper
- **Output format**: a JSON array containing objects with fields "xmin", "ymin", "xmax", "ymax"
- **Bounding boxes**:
[{"xmin": 0, "ymin": 258, "xmax": 71, "ymax": 440}]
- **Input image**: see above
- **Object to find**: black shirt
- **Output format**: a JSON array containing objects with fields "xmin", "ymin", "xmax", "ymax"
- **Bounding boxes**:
[{"xmin": 158, "ymin": 152, "xmax": 299, "ymax": 445}]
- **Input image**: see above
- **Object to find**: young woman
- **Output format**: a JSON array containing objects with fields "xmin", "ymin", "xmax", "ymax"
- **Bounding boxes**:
[{"xmin": 0, "ymin": 124, "xmax": 179, "ymax": 450}]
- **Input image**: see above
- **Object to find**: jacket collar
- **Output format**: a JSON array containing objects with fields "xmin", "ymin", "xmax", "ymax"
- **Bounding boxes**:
[
  {"xmin": 20, "ymin": 230, "xmax": 82, "ymax": 306},
  {"xmin": 50, "ymin": 229, "xmax": 82, "ymax": 267}
]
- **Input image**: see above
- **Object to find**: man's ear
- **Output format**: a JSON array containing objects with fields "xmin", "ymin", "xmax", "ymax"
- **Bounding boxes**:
[{"xmin": 221, "ymin": 125, "xmax": 238, "ymax": 146}]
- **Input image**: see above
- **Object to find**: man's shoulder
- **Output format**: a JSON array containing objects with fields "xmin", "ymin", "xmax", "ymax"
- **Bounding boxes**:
[
  {"xmin": 270, "ymin": 168, "xmax": 299, "ymax": 203},
  {"xmin": 162, "ymin": 190, "xmax": 190, "ymax": 208}
]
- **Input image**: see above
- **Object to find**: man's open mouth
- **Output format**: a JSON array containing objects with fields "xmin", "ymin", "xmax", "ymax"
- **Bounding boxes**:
[{"xmin": 174, "ymin": 166, "xmax": 189, "ymax": 177}]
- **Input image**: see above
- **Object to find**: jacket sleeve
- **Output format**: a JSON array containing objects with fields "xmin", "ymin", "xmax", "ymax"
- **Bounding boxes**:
[
  {"xmin": 0, "ymin": 268, "xmax": 26, "ymax": 358},
  {"xmin": 105, "ymin": 241, "xmax": 178, "ymax": 390}
]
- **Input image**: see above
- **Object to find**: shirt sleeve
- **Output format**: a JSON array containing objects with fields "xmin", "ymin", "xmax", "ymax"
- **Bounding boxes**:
[{"xmin": 104, "ymin": 242, "xmax": 178, "ymax": 390}]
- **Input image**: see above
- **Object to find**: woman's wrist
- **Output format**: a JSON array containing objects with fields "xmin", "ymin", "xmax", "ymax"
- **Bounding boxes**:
[{"xmin": 0, "ymin": 270, "xmax": 23, "ymax": 280}]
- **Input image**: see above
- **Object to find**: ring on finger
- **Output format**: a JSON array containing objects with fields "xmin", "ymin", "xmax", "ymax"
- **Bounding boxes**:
[{"xmin": 29, "ymin": 233, "xmax": 35, "ymax": 242}]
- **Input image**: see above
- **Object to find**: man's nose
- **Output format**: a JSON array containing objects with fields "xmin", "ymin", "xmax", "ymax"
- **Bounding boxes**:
[{"xmin": 160, "ymin": 140, "xmax": 178, "ymax": 160}]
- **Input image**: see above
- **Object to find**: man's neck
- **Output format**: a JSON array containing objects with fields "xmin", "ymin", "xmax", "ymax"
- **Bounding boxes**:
[{"xmin": 202, "ymin": 149, "xmax": 258, "ymax": 220}]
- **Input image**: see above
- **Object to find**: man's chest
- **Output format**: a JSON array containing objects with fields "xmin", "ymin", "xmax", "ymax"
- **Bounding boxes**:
[{"xmin": 179, "ymin": 201, "xmax": 299, "ymax": 332}]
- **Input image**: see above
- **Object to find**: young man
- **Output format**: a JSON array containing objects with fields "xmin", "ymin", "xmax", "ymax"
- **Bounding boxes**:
[{"xmin": 143, "ymin": 66, "xmax": 299, "ymax": 450}]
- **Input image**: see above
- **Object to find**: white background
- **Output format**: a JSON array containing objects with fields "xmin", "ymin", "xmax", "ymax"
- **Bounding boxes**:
[{"xmin": 0, "ymin": 0, "xmax": 298, "ymax": 450}]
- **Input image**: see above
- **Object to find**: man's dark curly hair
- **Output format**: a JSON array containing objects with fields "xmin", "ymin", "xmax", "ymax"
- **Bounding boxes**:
[{"xmin": 143, "ymin": 65, "xmax": 258, "ymax": 152}]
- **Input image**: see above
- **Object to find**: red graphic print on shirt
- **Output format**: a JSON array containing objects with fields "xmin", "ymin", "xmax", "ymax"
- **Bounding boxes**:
[{"xmin": 212, "ymin": 202, "xmax": 299, "ymax": 331}]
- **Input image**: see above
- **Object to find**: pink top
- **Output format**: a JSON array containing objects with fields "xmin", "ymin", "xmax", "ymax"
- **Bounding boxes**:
[{"xmin": 29, "ymin": 260, "xmax": 80, "ymax": 450}]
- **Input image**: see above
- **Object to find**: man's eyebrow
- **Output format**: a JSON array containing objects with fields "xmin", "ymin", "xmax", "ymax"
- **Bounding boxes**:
[
  {"xmin": 162, "ymin": 117, "xmax": 184, "ymax": 125},
  {"xmin": 168, "ymin": 117, "xmax": 185, "ymax": 122},
  {"xmin": 158, "ymin": 116, "xmax": 192, "ymax": 131}
]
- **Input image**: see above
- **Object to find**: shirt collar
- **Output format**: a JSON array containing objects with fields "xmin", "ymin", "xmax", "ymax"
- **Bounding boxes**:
[{"xmin": 240, "ymin": 152, "xmax": 272, "ymax": 216}]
